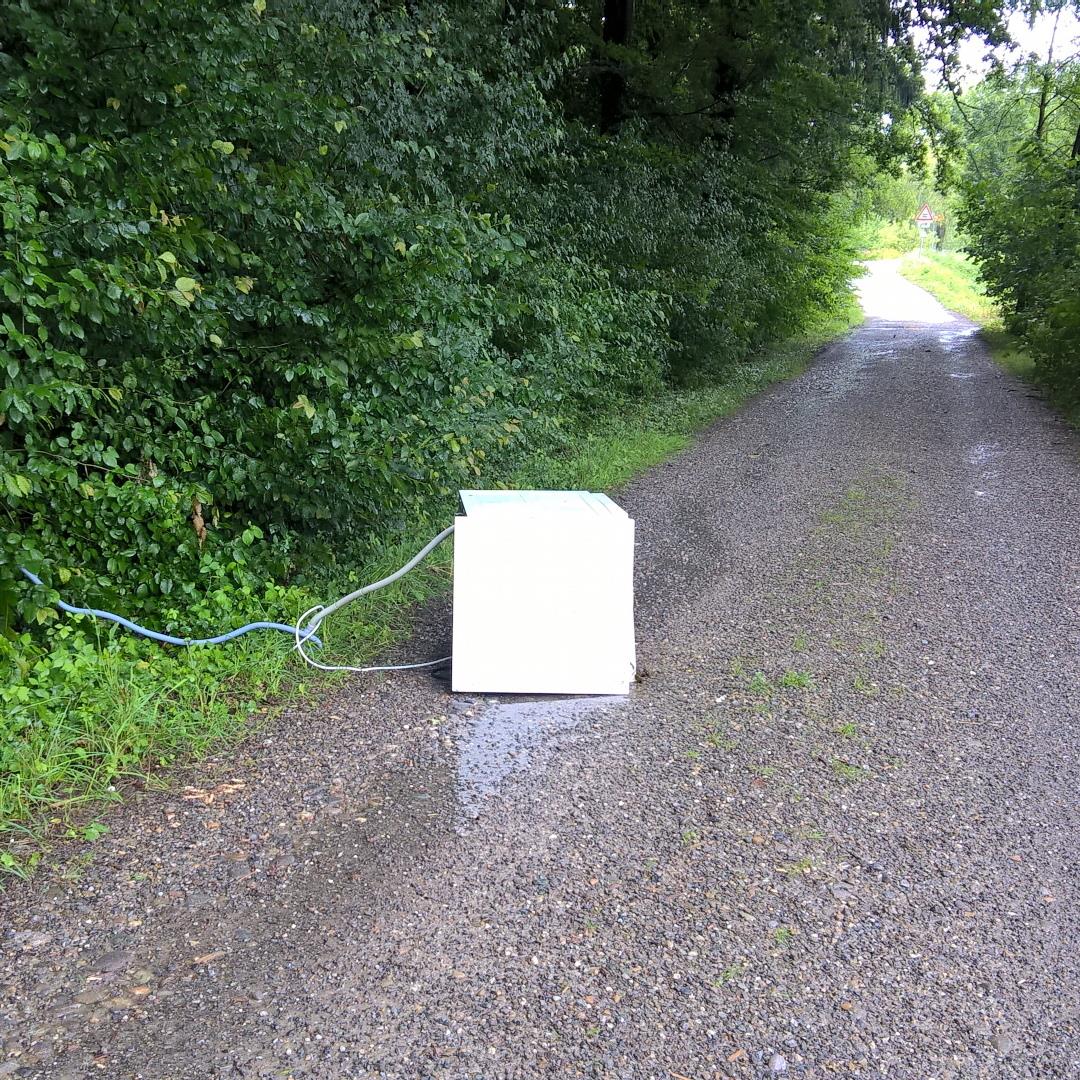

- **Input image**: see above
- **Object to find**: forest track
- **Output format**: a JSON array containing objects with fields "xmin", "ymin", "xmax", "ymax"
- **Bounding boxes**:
[{"xmin": 2, "ymin": 261, "xmax": 1078, "ymax": 1079}]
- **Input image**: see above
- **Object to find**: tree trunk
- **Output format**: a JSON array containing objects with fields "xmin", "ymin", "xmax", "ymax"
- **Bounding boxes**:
[
  {"xmin": 1035, "ymin": 70, "xmax": 1050, "ymax": 141},
  {"xmin": 599, "ymin": 0, "xmax": 633, "ymax": 134}
]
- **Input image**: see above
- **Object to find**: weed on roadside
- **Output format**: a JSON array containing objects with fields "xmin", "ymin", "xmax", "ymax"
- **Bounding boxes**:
[
  {"xmin": 705, "ymin": 729, "xmax": 736, "ymax": 751},
  {"xmin": 747, "ymin": 670, "xmax": 773, "ymax": 696},
  {"xmin": 852, "ymin": 674, "xmax": 878, "ymax": 695},
  {"xmin": 831, "ymin": 759, "xmax": 869, "ymax": 782},
  {"xmin": 713, "ymin": 962, "xmax": 748, "ymax": 987}
]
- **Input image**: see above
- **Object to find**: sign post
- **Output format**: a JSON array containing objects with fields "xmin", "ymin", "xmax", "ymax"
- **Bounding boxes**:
[{"xmin": 914, "ymin": 203, "xmax": 935, "ymax": 252}]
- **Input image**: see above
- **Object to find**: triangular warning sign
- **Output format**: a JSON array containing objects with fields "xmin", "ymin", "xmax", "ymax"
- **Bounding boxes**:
[{"xmin": 915, "ymin": 203, "xmax": 935, "ymax": 224}]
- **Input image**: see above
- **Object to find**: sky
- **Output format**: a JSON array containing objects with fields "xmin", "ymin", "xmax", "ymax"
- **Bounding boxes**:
[{"xmin": 952, "ymin": 6, "xmax": 1080, "ymax": 85}]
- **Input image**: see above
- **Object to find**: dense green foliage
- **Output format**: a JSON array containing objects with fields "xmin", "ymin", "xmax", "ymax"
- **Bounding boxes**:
[
  {"xmin": 1, "ymin": 4, "xmax": 633, "ymax": 623},
  {"xmin": 946, "ymin": 15, "xmax": 1080, "ymax": 404},
  {"xmin": 0, "ymin": 0, "xmax": 925, "ymax": 632}
]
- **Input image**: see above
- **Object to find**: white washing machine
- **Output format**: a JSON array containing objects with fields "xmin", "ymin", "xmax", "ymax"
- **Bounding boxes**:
[{"xmin": 451, "ymin": 490, "xmax": 636, "ymax": 695}]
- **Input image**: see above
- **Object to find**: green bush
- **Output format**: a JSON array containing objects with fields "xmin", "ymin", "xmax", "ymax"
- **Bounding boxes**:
[
  {"xmin": 960, "ymin": 153, "xmax": 1080, "ymax": 403},
  {"xmin": 859, "ymin": 219, "xmax": 922, "ymax": 259},
  {"xmin": 0, "ymin": 0, "xmax": 881, "ymax": 648},
  {"xmin": 517, "ymin": 132, "xmax": 859, "ymax": 384},
  {"xmin": 0, "ymin": 1, "xmax": 664, "ymax": 638},
  {"xmin": 947, "ymin": 61, "xmax": 1080, "ymax": 406}
]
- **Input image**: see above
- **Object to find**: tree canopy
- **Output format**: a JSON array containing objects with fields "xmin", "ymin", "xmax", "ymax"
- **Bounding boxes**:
[{"xmin": 941, "ymin": 2, "xmax": 1080, "ymax": 401}]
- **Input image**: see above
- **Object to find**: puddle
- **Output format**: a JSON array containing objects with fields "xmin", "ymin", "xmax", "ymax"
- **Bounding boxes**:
[
  {"xmin": 948, "ymin": 372, "xmax": 976, "ymax": 379},
  {"xmin": 938, "ymin": 327, "xmax": 979, "ymax": 350},
  {"xmin": 968, "ymin": 442, "xmax": 1003, "ymax": 466},
  {"xmin": 454, "ymin": 695, "xmax": 621, "ymax": 819},
  {"xmin": 967, "ymin": 442, "xmax": 1006, "ymax": 498}
]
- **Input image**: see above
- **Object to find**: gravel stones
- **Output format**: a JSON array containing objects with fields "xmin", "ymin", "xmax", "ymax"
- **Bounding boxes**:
[{"xmin": 89, "ymin": 950, "xmax": 136, "ymax": 974}]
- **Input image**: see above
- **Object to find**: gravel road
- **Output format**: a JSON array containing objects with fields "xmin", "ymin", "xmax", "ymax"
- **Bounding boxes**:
[{"xmin": 3, "ymin": 261, "xmax": 1078, "ymax": 1079}]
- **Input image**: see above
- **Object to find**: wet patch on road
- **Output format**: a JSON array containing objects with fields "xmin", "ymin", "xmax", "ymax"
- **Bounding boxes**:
[{"xmin": 452, "ymin": 695, "xmax": 624, "ymax": 821}]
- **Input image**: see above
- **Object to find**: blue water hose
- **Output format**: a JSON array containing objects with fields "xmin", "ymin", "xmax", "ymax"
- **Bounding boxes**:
[{"xmin": 19, "ymin": 567, "xmax": 321, "ymax": 648}]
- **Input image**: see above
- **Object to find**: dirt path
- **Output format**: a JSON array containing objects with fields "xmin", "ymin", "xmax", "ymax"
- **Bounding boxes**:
[{"xmin": 3, "ymin": 261, "xmax": 1079, "ymax": 1079}]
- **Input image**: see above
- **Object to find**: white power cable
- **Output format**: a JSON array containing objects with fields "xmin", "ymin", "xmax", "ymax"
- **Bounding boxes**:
[{"xmin": 293, "ymin": 524, "xmax": 456, "ymax": 675}]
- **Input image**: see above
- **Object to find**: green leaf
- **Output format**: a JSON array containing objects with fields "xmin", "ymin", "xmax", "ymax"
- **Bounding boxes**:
[{"xmin": 292, "ymin": 394, "xmax": 316, "ymax": 420}]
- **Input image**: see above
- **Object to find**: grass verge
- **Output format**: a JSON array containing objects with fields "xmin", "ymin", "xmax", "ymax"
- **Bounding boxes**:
[
  {"xmin": 0, "ymin": 297, "xmax": 862, "ymax": 876},
  {"xmin": 897, "ymin": 250, "xmax": 1002, "ymax": 328}
]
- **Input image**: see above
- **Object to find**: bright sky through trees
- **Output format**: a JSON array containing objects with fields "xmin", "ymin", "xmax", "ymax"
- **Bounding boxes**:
[{"xmin": 953, "ymin": 6, "xmax": 1080, "ymax": 82}]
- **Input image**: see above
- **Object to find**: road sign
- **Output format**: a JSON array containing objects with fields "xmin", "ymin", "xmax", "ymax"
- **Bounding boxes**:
[{"xmin": 915, "ymin": 203, "xmax": 935, "ymax": 224}]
